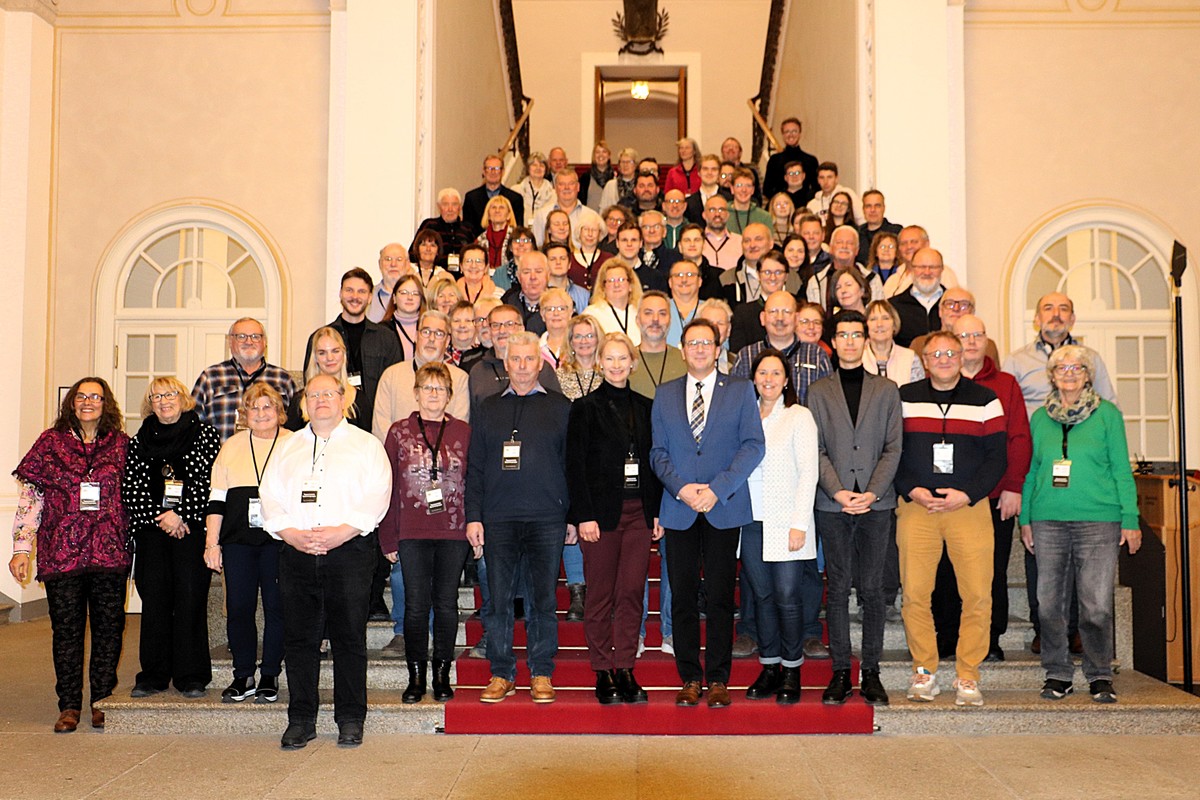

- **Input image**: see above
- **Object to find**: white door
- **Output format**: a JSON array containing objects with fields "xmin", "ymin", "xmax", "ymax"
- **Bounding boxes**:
[{"xmin": 115, "ymin": 322, "xmax": 232, "ymax": 433}]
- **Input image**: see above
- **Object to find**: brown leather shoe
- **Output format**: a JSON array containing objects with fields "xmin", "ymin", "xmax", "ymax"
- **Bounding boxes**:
[
  {"xmin": 1069, "ymin": 632, "xmax": 1084, "ymax": 655},
  {"xmin": 707, "ymin": 682, "xmax": 732, "ymax": 708},
  {"xmin": 54, "ymin": 709, "xmax": 80, "ymax": 733},
  {"xmin": 675, "ymin": 680, "xmax": 703, "ymax": 706},
  {"xmin": 91, "ymin": 707, "xmax": 105, "ymax": 729},
  {"xmin": 1030, "ymin": 634, "xmax": 1042, "ymax": 654},
  {"xmin": 530, "ymin": 675, "xmax": 556, "ymax": 704},
  {"xmin": 479, "ymin": 676, "xmax": 516, "ymax": 703}
]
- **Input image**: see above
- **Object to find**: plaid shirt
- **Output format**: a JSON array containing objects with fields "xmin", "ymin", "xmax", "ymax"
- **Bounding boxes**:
[
  {"xmin": 730, "ymin": 338, "xmax": 831, "ymax": 405},
  {"xmin": 191, "ymin": 359, "xmax": 298, "ymax": 442}
]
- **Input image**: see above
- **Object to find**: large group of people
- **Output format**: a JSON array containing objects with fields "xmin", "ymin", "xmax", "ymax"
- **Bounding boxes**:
[{"xmin": 9, "ymin": 120, "xmax": 1142, "ymax": 745}]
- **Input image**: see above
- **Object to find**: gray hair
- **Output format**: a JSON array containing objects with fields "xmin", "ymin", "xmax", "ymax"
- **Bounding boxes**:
[
  {"xmin": 1046, "ymin": 344, "xmax": 1094, "ymax": 383},
  {"xmin": 506, "ymin": 331, "xmax": 540, "ymax": 351},
  {"xmin": 436, "ymin": 187, "xmax": 462, "ymax": 205}
]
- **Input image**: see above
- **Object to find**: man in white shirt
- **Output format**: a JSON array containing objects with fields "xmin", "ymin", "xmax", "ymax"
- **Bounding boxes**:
[
  {"xmin": 701, "ymin": 195, "xmax": 742, "ymax": 271},
  {"xmin": 261, "ymin": 374, "xmax": 391, "ymax": 750},
  {"xmin": 805, "ymin": 162, "xmax": 863, "ymax": 225},
  {"xmin": 532, "ymin": 169, "xmax": 604, "ymax": 249}
]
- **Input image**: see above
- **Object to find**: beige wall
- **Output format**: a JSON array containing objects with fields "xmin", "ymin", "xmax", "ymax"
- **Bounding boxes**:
[
  {"xmin": 51, "ymin": 2, "xmax": 330, "ymax": 389},
  {"xmin": 512, "ymin": 0, "xmax": 769, "ymax": 164},
  {"xmin": 432, "ymin": 0, "xmax": 512, "ymax": 214},
  {"xmin": 774, "ymin": 0, "xmax": 859, "ymax": 190}
]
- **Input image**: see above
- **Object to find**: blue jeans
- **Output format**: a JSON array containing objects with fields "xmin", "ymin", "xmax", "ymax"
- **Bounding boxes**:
[
  {"xmin": 818, "ymin": 509, "xmax": 891, "ymax": 671},
  {"xmin": 1032, "ymin": 520, "xmax": 1119, "ymax": 683},
  {"xmin": 642, "ymin": 538, "xmax": 672, "ymax": 639},
  {"xmin": 483, "ymin": 519, "xmax": 565, "ymax": 680},
  {"xmin": 737, "ymin": 522, "xmax": 806, "ymax": 666},
  {"xmin": 222, "ymin": 541, "xmax": 284, "ymax": 679},
  {"xmin": 388, "ymin": 558, "xmax": 406, "ymax": 635},
  {"xmin": 562, "ymin": 542, "xmax": 584, "ymax": 584}
]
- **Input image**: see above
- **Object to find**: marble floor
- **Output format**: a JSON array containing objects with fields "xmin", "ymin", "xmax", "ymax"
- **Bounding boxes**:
[{"xmin": 2, "ymin": 616, "xmax": 1199, "ymax": 800}]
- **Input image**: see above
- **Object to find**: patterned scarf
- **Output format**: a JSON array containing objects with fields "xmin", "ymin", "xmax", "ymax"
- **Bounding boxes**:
[{"xmin": 1045, "ymin": 385, "xmax": 1101, "ymax": 426}]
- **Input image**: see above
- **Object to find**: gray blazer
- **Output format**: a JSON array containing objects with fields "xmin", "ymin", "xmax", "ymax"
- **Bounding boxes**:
[{"xmin": 806, "ymin": 370, "xmax": 903, "ymax": 513}]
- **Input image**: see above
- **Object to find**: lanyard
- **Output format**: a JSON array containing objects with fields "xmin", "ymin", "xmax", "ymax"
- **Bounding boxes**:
[
  {"xmin": 395, "ymin": 320, "xmax": 418, "ymax": 350},
  {"xmin": 610, "ymin": 303, "xmax": 630, "ymax": 334},
  {"xmin": 575, "ymin": 370, "xmax": 598, "ymax": 397},
  {"xmin": 232, "ymin": 359, "xmax": 265, "ymax": 393},
  {"xmin": 417, "ymin": 415, "xmax": 448, "ymax": 479},
  {"xmin": 509, "ymin": 395, "xmax": 531, "ymax": 440},
  {"xmin": 673, "ymin": 300, "xmax": 698, "ymax": 332},
  {"xmin": 1061, "ymin": 424, "xmax": 1072, "ymax": 459},
  {"xmin": 310, "ymin": 426, "xmax": 331, "ymax": 475},
  {"xmin": 639, "ymin": 348, "xmax": 668, "ymax": 388},
  {"xmin": 934, "ymin": 385, "xmax": 960, "ymax": 443},
  {"xmin": 77, "ymin": 429, "xmax": 98, "ymax": 477},
  {"xmin": 249, "ymin": 428, "xmax": 279, "ymax": 486}
]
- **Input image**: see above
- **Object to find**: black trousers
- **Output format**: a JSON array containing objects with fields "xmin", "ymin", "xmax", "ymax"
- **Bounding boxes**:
[
  {"xmin": 44, "ymin": 571, "xmax": 128, "ymax": 711},
  {"xmin": 279, "ymin": 534, "xmax": 374, "ymax": 725},
  {"xmin": 133, "ymin": 527, "xmax": 212, "ymax": 689},
  {"xmin": 665, "ymin": 515, "xmax": 739, "ymax": 685},
  {"xmin": 397, "ymin": 538, "xmax": 471, "ymax": 661}
]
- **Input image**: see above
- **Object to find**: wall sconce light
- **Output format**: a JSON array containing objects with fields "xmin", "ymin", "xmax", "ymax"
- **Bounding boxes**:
[{"xmin": 630, "ymin": 81, "xmax": 650, "ymax": 101}]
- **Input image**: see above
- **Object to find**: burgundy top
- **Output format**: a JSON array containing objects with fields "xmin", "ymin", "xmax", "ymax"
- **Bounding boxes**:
[
  {"xmin": 378, "ymin": 412, "xmax": 470, "ymax": 553},
  {"xmin": 973, "ymin": 356, "xmax": 1033, "ymax": 498},
  {"xmin": 14, "ymin": 428, "xmax": 131, "ymax": 580}
]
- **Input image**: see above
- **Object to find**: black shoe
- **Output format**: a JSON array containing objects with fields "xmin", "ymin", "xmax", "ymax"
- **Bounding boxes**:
[
  {"xmin": 1089, "ymin": 680, "xmax": 1117, "ymax": 704},
  {"xmin": 566, "ymin": 584, "xmax": 586, "ymax": 622},
  {"xmin": 255, "ymin": 675, "xmax": 279, "ymax": 704},
  {"xmin": 130, "ymin": 682, "xmax": 167, "ymax": 698},
  {"xmin": 431, "ymin": 659, "xmax": 454, "ymax": 702},
  {"xmin": 822, "ymin": 669, "xmax": 852, "ymax": 705},
  {"xmin": 745, "ymin": 664, "xmax": 784, "ymax": 700},
  {"xmin": 595, "ymin": 670, "xmax": 622, "ymax": 705},
  {"xmin": 859, "ymin": 669, "xmax": 889, "ymax": 706},
  {"xmin": 368, "ymin": 601, "xmax": 391, "ymax": 623},
  {"xmin": 179, "ymin": 684, "xmax": 207, "ymax": 699},
  {"xmin": 985, "ymin": 645, "xmax": 1006, "ymax": 663},
  {"xmin": 513, "ymin": 598, "xmax": 525, "ymax": 620},
  {"xmin": 221, "ymin": 676, "xmax": 256, "ymax": 703},
  {"xmin": 280, "ymin": 722, "xmax": 316, "ymax": 750},
  {"xmin": 402, "ymin": 660, "xmax": 428, "ymax": 704},
  {"xmin": 776, "ymin": 666, "xmax": 801, "ymax": 705},
  {"xmin": 1041, "ymin": 678, "xmax": 1074, "ymax": 700},
  {"xmin": 337, "ymin": 720, "xmax": 364, "ymax": 748},
  {"xmin": 614, "ymin": 668, "xmax": 648, "ymax": 704}
]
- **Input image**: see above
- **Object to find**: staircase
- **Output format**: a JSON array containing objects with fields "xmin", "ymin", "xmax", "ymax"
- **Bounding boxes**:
[{"xmin": 97, "ymin": 541, "xmax": 1200, "ymax": 735}]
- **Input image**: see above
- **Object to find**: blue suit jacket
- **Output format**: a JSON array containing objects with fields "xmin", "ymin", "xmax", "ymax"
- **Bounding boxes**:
[{"xmin": 650, "ymin": 372, "xmax": 765, "ymax": 531}]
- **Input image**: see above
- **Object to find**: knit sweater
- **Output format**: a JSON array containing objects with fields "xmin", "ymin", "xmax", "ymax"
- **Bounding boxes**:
[{"xmin": 967, "ymin": 357, "xmax": 1032, "ymax": 498}]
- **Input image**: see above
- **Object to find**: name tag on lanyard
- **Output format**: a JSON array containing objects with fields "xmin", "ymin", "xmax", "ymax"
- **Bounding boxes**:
[
  {"xmin": 80, "ymin": 482, "xmax": 101, "ymax": 512},
  {"xmin": 932, "ymin": 443, "xmax": 954, "ymax": 474},
  {"xmin": 624, "ymin": 458, "xmax": 640, "ymax": 489},
  {"xmin": 502, "ymin": 440, "xmax": 522, "ymax": 471}
]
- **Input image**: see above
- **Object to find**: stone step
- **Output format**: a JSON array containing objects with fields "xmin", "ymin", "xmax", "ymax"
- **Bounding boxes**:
[
  {"xmin": 0, "ymin": 602, "xmax": 13, "ymax": 626},
  {"xmin": 209, "ymin": 652, "xmax": 460, "ymax": 691}
]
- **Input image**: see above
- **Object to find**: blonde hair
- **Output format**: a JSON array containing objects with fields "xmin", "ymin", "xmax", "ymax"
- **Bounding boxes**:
[
  {"xmin": 140, "ymin": 376, "xmax": 196, "ymax": 418},
  {"xmin": 303, "ymin": 328, "xmax": 358, "ymax": 419},
  {"xmin": 560, "ymin": 314, "xmax": 603, "ymax": 375},
  {"xmin": 589, "ymin": 258, "xmax": 643, "ymax": 308}
]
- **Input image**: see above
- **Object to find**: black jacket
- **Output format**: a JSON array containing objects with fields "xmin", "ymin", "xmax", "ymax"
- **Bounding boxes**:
[{"xmin": 463, "ymin": 184, "xmax": 524, "ymax": 239}]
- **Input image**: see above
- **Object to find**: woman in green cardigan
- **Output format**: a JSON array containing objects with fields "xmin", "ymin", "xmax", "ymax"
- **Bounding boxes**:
[{"xmin": 1019, "ymin": 344, "xmax": 1141, "ymax": 705}]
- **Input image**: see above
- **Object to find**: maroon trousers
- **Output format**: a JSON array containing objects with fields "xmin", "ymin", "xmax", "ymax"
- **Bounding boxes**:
[{"xmin": 580, "ymin": 499, "xmax": 653, "ymax": 671}]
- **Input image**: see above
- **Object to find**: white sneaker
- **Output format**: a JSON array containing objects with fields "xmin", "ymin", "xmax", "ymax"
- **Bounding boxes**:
[
  {"xmin": 637, "ymin": 636, "xmax": 646, "ymax": 658},
  {"xmin": 660, "ymin": 635, "xmax": 675, "ymax": 656},
  {"xmin": 953, "ymin": 677, "xmax": 984, "ymax": 706},
  {"xmin": 906, "ymin": 667, "xmax": 940, "ymax": 702}
]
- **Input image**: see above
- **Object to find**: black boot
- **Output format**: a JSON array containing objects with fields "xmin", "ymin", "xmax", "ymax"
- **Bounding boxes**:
[
  {"xmin": 431, "ymin": 659, "xmax": 454, "ymax": 702},
  {"xmin": 614, "ymin": 668, "xmax": 648, "ymax": 704},
  {"xmin": 567, "ymin": 584, "xmax": 587, "ymax": 622},
  {"xmin": 402, "ymin": 660, "xmax": 427, "ymax": 704},
  {"xmin": 776, "ymin": 666, "xmax": 801, "ymax": 705},
  {"xmin": 859, "ymin": 668, "xmax": 889, "ymax": 706},
  {"xmin": 745, "ymin": 664, "xmax": 784, "ymax": 700},
  {"xmin": 822, "ymin": 668, "xmax": 852, "ymax": 705},
  {"xmin": 595, "ymin": 670, "xmax": 622, "ymax": 705}
]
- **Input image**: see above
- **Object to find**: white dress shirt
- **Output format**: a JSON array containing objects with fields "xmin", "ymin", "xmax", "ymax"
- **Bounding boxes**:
[
  {"xmin": 260, "ymin": 418, "xmax": 392, "ymax": 538},
  {"xmin": 685, "ymin": 368, "xmax": 718, "ymax": 439}
]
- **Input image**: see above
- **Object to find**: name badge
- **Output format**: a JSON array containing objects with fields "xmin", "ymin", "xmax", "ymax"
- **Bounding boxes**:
[
  {"xmin": 932, "ymin": 442, "xmax": 955, "ymax": 474},
  {"xmin": 624, "ymin": 458, "xmax": 640, "ymax": 489},
  {"xmin": 247, "ymin": 498, "xmax": 264, "ymax": 527},
  {"xmin": 162, "ymin": 479, "xmax": 185, "ymax": 509},
  {"xmin": 80, "ymin": 481, "xmax": 101, "ymax": 512},
  {"xmin": 301, "ymin": 478, "xmax": 320, "ymax": 504},
  {"xmin": 502, "ymin": 440, "xmax": 522, "ymax": 471},
  {"xmin": 447, "ymin": 253, "xmax": 461, "ymax": 271},
  {"xmin": 347, "ymin": 372, "xmax": 363, "ymax": 388},
  {"xmin": 425, "ymin": 486, "xmax": 445, "ymax": 515},
  {"xmin": 1052, "ymin": 459, "xmax": 1072, "ymax": 488}
]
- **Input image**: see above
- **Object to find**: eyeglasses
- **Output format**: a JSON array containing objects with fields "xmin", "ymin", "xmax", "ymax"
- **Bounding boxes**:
[
  {"xmin": 835, "ymin": 331, "xmax": 865, "ymax": 340},
  {"xmin": 786, "ymin": 170, "xmax": 804, "ymax": 177},
  {"xmin": 419, "ymin": 327, "xmax": 448, "ymax": 340},
  {"xmin": 605, "ymin": 276, "xmax": 629, "ymax": 284},
  {"xmin": 797, "ymin": 318, "xmax": 823, "ymax": 327},
  {"xmin": 380, "ymin": 256, "xmax": 405, "ymax": 264},
  {"xmin": 642, "ymin": 224, "xmax": 663, "ymax": 231},
  {"xmin": 957, "ymin": 331, "xmax": 987, "ymax": 341},
  {"xmin": 512, "ymin": 237, "xmax": 533, "ymax": 245},
  {"xmin": 490, "ymin": 320, "xmax": 522, "ymax": 330},
  {"xmin": 418, "ymin": 384, "xmax": 449, "ymax": 394},
  {"xmin": 706, "ymin": 208, "xmax": 728, "ymax": 215},
  {"xmin": 926, "ymin": 349, "xmax": 960, "ymax": 360},
  {"xmin": 765, "ymin": 308, "xmax": 795, "ymax": 317},
  {"xmin": 733, "ymin": 183, "xmax": 754, "ymax": 190},
  {"xmin": 944, "ymin": 300, "xmax": 973, "ymax": 312},
  {"xmin": 664, "ymin": 199, "xmax": 685, "ymax": 205},
  {"xmin": 684, "ymin": 339, "xmax": 715, "ymax": 348},
  {"xmin": 397, "ymin": 289, "xmax": 422, "ymax": 298},
  {"xmin": 149, "ymin": 391, "xmax": 180, "ymax": 403},
  {"xmin": 483, "ymin": 166, "xmax": 502, "ymax": 173},
  {"xmin": 231, "ymin": 333, "xmax": 264, "ymax": 342},
  {"xmin": 877, "ymin": 243, "xmax": 896, "ymax": 251},
  {"xmin": 1054, "ymin": 364, "xmax": 1086, "ymax": 375},
  {"xmin": 305, "ymin": 389, "xmax": 344, "ymax": 401},
  {"xmin": 760, "ymin": 269, "xmax": 787, "ymax": 278},
  {"xmin": 670, "ymin": 271, "xmax": 699, "ymax": 280},
  {"xmin": 74, "ymin": 393, "xmax": 103, "ymax": 403},
  {"xmin": 571, "ymin": 332, "xmax": 597, "ymax": 341},
  {"xmin": 248, "ymin": 403, "xmax": 276, "ymax": 413},
  {"xmin": 543, "ymin": 305, "xmax": 570, "ymax": 313},
  {"xmin": 461, "ymin": 257, "xmax": 486, "ymax": 265}
]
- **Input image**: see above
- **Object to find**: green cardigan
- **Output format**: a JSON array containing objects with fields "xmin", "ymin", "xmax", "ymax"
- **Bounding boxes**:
[{"xmin": 1019, "ymin": 399, "xmax": 1138, "ymax": 530}]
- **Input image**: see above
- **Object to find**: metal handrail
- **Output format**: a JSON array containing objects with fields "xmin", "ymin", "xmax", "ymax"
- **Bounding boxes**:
[{"xmin": 747, "ymin": 98, "xmax": 780, "ymax": 153}]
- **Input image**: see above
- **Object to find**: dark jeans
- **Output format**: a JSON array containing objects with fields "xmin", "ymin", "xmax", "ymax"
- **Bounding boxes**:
[
  {"xmin": 398, "ymin": 538, "xmax": 471, "ymax": 661},
  {"xmin": 1026, "ymin": 547, "xmax": 1079, "ymax": 637},
  {"xmin": 279, "ymin": 533, "xmax": 374, "ymax": 725},
  {"xmin": 368, "ymin": 530, "xmax": 390, "ymax": 613},
  {"xmin": 665, "ymin": 515, "xmax": 739, "ymax": 685},
  {"xmin": 44, "ymin": 571, "xmax": 127, "ymax": 711},
  {"xmin": 801, "ymin": 548, "xmax": 824, "ymax": 640},
  {"xmin": 1033, "ymin": 520, "xmax": 1119, "ymax": 683},
  {"xmin": 133, "ymin": 527, "xmax": 212, "ymax": 689},
  {"xmin": 819, "ymin": 509, "xmax": 891, "ymax": 671},
  {"xmin": 580, "ymin": 500, "xmax": 652, "ymax": 671},
  {"xmin": 223, "ymin": 541, "xmax": 283, "ymax": 679},
  {"xmin": 738, "ymin": 522, "xmax": 806, "ymax": 666},
  {"xmin": 483, "ymin": 519, "xmax": 565, "ymax": 680}
]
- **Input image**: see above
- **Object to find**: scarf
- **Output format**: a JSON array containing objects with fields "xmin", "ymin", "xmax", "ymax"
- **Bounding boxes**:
[
  {"xmin": 485, "ymin": 226, "xmax": 508, "ymax": 267},
  {"xmin": 1045, "ymin": 385, "xmax": 1101, "ymax": 426},
  {"xmin": 590, "ymin": 164, "xmax": 614, "ymax": 188}
]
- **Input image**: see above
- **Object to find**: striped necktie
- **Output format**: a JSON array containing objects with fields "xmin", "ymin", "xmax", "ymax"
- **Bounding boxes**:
[{"xmin": 690, "ymin": 380, "xmax": 705, "ymax": 444}]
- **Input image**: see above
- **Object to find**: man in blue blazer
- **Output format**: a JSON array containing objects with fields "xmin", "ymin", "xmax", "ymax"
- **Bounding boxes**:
[{"xmin": 651, "ymin": 318, "xmax": 765, "ymax": 708}]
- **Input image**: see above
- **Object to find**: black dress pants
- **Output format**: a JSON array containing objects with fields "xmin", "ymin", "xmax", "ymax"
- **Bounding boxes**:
[
  {"xmin": 44, "ymin": 571, "xmax": 128, "ymax": 711},
  {"xmin": 665, "ymin": 515, "xmax": 739, "ymax": 685},
  {"xmin": 133, "ymin": 527, "xmax": 212, "ymax": 689}
]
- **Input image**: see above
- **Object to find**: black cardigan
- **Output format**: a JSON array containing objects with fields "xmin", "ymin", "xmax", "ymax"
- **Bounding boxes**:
[{"xmin": 566, "ymin": 380, "xmax": 662, "ymax": 529}]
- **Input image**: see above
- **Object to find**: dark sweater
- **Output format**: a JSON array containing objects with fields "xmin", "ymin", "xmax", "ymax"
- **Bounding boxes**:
[{"xmin": 465, "ymin": 389, "xmax": 571, "ymax": 524}]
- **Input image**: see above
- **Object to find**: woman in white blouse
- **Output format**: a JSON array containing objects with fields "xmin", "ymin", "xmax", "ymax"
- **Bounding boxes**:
[
  {"xmin": 583, "ymin": 259, "xmax": 643, "ymax": 347},
  {"xmin": 741, "ymin": 348, "xmax": 818, "ymax": 705},
  {"xmin": 861, "ymin": 300, "xmax": 925, "ymax": 386}
]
